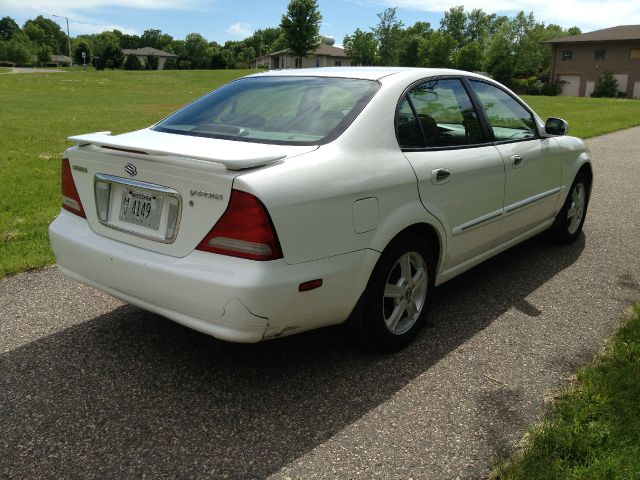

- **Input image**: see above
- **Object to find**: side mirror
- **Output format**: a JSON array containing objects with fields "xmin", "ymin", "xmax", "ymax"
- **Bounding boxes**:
[{"xmin": 545, "ymin": 117, "xmax": 569, "ymax": 136}]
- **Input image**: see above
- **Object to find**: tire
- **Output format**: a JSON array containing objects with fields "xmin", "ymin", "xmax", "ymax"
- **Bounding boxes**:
[
  {"xmin": 358, "ymin": 233, "xmax": 435, "ymax": 352},
  {"xmin": 548, "ymin": 172, "xmax": 590, "ymax": 244}
]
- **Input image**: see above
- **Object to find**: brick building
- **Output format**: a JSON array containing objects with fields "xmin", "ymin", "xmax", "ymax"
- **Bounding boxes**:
[{"xmin": 546, "ymin": 25, "xmax": 640, "ymax": 98}]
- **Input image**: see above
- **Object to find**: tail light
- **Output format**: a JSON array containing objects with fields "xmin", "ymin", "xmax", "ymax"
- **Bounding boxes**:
[
  {"xmin": 61, "ymin": 158, "xmax": 86, "ymax": 218},
  {"xmin": 197, "ymin": 189, "xmax": 283, "ymax": 261}
]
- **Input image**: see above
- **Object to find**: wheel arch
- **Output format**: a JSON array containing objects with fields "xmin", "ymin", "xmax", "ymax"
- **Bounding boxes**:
[{"xmin": 386, "ymin": 223, "xmax": 441, "ymax": 269}]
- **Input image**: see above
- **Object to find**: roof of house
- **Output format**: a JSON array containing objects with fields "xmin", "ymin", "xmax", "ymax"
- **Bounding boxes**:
[
  {"xmin": 546, "ymin": 25, "xmax": 640, "ymax": 44},
  {"xmin": 51, "ymin": 55, "xmax": 71, "ymax": 63},
  {"xmin": 258, "ymin": 44, "xmax": 348, "ymax": 59},
  {"xmin": 122, "ymin": 47, "xmax": 177, "ymax": 57}
]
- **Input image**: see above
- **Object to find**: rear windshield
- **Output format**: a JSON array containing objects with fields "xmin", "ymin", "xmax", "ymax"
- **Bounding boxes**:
[{"xmin": 153, "ymin": 76, "xmax": 380, "ymax": 145}]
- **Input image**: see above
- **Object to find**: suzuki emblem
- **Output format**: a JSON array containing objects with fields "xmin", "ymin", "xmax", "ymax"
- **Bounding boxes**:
[{"xmin": 124, "ymin": 163, "xmax": 137, "ymax": 176}]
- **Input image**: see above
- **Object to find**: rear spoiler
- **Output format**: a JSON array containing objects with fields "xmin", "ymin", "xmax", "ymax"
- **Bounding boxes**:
[{"xmin": 68, "ymin": 132, "xmax": 286, "ymax": 171}]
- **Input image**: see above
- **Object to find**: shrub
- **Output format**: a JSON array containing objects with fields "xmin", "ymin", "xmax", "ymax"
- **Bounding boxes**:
[
  {"xmin": 514, "ymin": 76, "xmax": 544, "ymax": 95},
  {"xmin": 145, "ymin": 54, "xmax": 159, "ymax": 70},
  {"xmin": 178, "ymin": 59, "xmax": 191, "ymax": 70},
  {"xmin": 124, "ymin": 54, "xmax": 142, "ymax": 70},
  {"xmin": 591, "ymin": 71, "xmax": 621, "ymax": 98},
  {"xmin": 93, "ymin": 57, "xmax": 104, "ymax": 70},
  {"xmin": 164, "ymin": 57, "xmax": 177, "ymax": 70},
  {"xmin": 541, "ymin": 82, "xmax": 561, "ymax": 96}
]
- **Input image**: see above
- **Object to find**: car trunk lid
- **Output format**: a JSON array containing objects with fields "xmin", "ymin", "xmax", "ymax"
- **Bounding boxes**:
[{"xmin": 66, "ymin": 129, "xmax": 317, "ymax": 257}]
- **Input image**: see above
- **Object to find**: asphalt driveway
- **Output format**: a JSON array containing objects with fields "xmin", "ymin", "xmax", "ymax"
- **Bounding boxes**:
[{"xmin": 1, "ymin": 126, "xmax": 639, "ymax": 479}]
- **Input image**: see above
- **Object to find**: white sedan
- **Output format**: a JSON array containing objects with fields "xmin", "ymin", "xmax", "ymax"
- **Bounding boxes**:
[{"xmin": 49, "ymin": 67, "xmax": 592, "ymax": 351}]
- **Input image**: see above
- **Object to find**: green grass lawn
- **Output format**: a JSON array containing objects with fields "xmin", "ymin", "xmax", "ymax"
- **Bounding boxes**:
[
  {"xmin": 493, "ymin": 304, "xmax": 640, "ymax": 480},
  {"xmin": 0, "ymin": 69, "xmax": 250, "ymax": 276},
  {"xmin": 523, "ymin": 95, "xmax": 640, "ymax": 139},
  {"xmin": 1, "ymin": 69, "xmax": 640, "ymax": 277},
  {"xmin": 0, "ymin": 67, "xmax": 11, "ymax": 73}
]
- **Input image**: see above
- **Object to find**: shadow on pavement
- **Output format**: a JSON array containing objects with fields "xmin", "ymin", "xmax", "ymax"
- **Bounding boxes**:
[{"xmin": 0, "ymin": 234, "xmax": 584, "ymax": 479}]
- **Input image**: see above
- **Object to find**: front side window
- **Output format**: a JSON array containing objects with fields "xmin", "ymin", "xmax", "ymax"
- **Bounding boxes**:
[
  {"xmin": 469, "ymin": 80, "xmax": 537, "ymax": 142},
  {"xmin": 396, "ymin": 78, "xmax": 484, "ymax": 149},
  {"xmin": 153, "ymin": 76, "xmax": 379, "ymax": 145}
]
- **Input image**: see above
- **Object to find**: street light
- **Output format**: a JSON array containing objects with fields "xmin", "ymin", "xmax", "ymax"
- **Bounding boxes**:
[{"xmin": 51, "ymin": 14, "xmax": 72, "ymax": 67}]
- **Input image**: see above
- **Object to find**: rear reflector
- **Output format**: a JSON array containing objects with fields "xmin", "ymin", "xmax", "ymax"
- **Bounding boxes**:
[
  {"xmin": 61, "ymin": 158, "xmax": 86, "ymax": 218},
  {"xmin": 299, "ymin": 279, "xmax": 323, "ymax": 292},
  {"xmin": 197, "ymin": 189, "xmax": 283, "ymax": 261}
]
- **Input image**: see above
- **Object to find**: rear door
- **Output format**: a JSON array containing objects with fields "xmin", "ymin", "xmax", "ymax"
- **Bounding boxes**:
[
  {"xmin": 467, "ymin": 80, "xmax": 561, "ymax": 243},
  {"xmin": 398, "ymin": 77, "xmax": 505, "ymax": 270}
]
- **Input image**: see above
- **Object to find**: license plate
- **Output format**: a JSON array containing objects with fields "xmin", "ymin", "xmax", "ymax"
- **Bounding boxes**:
[{"xmin": 118, "ymin": 189, "xmax": 163, "ymax": 230}]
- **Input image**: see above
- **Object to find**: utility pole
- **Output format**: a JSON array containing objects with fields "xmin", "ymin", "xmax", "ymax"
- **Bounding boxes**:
[{"xmin": 52, "ymin": 14, "xmax": 72, "ymax": 67}]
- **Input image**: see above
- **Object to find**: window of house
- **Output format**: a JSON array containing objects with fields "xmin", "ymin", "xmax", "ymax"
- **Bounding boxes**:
[
  {"xmin": 295, "ymin": 57, "xmax": 302, "ymax": 68},
  {"xmin": 562, "ymin": 51, "xmax": 573, "ymax": 61},
  {"xmin": 316, "ymin": 58, "xmax": 320, "ymax": 67},
  {"xmin": 594, "ymin": 49, "xmax": 606, "ymax": 60},
  {"xmin": 630, "ymin": 48, "xmax": 640, "ymax": 59},
  {"xmin": 335, "ymin": 60, "xmax": 342, "ymax": 66}
]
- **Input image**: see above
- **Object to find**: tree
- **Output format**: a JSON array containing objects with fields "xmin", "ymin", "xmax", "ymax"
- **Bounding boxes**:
[
  {"xmin": 421, "ymin": 31, "xmax": 454, "ymax": 68},
  {"xmin": 0, "ymin": 16, "xmax": 20, "ymax": 41},
  {"xmin": 166, "ymin": 39, "xmax": 186, "ymax": 58},
  {"xmin": 141, "ymin": 29, "xmax": 173, "ymax": 50},
  {"xmin": 93, "ymin": 31, "xmax": 120, "ymax": 57},
  {"xmin": 455, "ymin": 41, "xmax": 484, "ymax": 71},
  {"xmin": 4, "ymin": 39, "xmax": 31, "ymax": 64},
  {"xmin": 280, "ymin": 0, "xmax": 322, "ymax": 65},
  {"xmin": 373, "ymin": 7, "xmax": 404, "ymax": 65},
  {"xmin": 485, "ymin": 27, "xmax": 514, "ymax": 87},
  {"xmin": 440, "ymin": 6, "xmax": 467, "ymax": 46},
  {"xmin": 184, "ymin": 32, "xmax": 209, "ymax": 68},
  {"xmin": 398, "ymin": 21, "xmax": 432, "ymax": 67},
  {"xmin": 124, "ymin": 53, "xmax": 142, "ymax": 70},
  {"xmin": 73, "ymin": 41, "xmax": 91, "ymax": 65},
  {"xmin": 36, "ymin": 44, "xmax": 52, "ymax": 65},
  {"xmin": 343, "ymin": 29, "xmax": 377, "ymax": 66},
  {"xmin": 23, "ymin": 15, "xmax": 67, "ymax": 54},
  {"xmin": 119, "ymin": 33, "xmax": 142, "ymax": 49},
  {"xmin": 102, "ymin": 45, "xmax": 123, "ymax": 68}
]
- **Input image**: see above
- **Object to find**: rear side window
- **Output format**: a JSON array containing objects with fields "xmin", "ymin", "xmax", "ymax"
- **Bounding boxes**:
[
  {"xmin": 469, "ymin": 80, "xmax": 537, "ymax": 142},
  {"xmin": 153, "ymin": 76, "xmax": 379, "ymax": 146},
  {"xmin": 396, "ymin": 78, "xmax": 484, "ymax": 149}
]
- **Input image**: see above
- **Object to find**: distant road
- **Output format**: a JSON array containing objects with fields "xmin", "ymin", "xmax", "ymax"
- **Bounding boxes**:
[{"xmin": 5, "ymin": 67, "xmax": 68, "ymax": 73}]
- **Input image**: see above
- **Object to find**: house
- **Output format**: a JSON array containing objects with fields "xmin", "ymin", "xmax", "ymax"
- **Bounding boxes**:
[
  {"xmin": 48, "ymin": 55, "xmax": 71, "ymax": 67},
  {"xmin": 30, "ymin": 54, "xmax": 71, "ymax": 67},
  {"xmin": 250, "ymin": 38, "xmax": 351, "ymax": 69},
  {"xmin": 122, "ymin": 47, "xmax": 177, "ymax": 70},
  {"xmin": 546, "ymin": 25, "xmax": 640, "ymax": 98}
]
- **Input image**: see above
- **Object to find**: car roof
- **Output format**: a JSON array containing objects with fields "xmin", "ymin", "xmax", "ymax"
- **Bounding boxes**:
[{"xmin": 247, "ymin": 66, "xmax": 490, "ymax": 82}]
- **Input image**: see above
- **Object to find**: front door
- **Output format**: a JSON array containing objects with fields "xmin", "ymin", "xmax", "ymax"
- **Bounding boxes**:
[
  {"xmin": 397, "ymin": 78, "xmax": 505, "ymax": 270},
  {"xmin": 468, "ymin": 80, "xmax": 561, "ymax": 243}
]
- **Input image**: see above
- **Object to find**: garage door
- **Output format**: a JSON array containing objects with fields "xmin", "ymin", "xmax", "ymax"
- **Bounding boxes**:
[{"xmin": 559, "ymin": 75, "xmax": 581, "ymax": 96}]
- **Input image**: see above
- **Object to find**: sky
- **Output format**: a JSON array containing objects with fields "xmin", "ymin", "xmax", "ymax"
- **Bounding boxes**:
[{"xmin": 1, "ymin": 0, "xmax": 638, "ymax": 46}]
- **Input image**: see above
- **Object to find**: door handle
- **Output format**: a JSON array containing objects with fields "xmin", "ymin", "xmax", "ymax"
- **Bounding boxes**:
[
  {"xmin": 431, "ymin": 168, "xmax": 451, "ymax": 185},
  {"xmin": 512, "ymin": 154, "xmax": 524, "ymax": 168}
]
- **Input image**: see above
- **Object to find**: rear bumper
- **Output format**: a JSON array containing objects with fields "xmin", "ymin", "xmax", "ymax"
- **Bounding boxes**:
[{"xmin": 49, "ymin": 212, "xmax": 379, "ymax": 343}]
